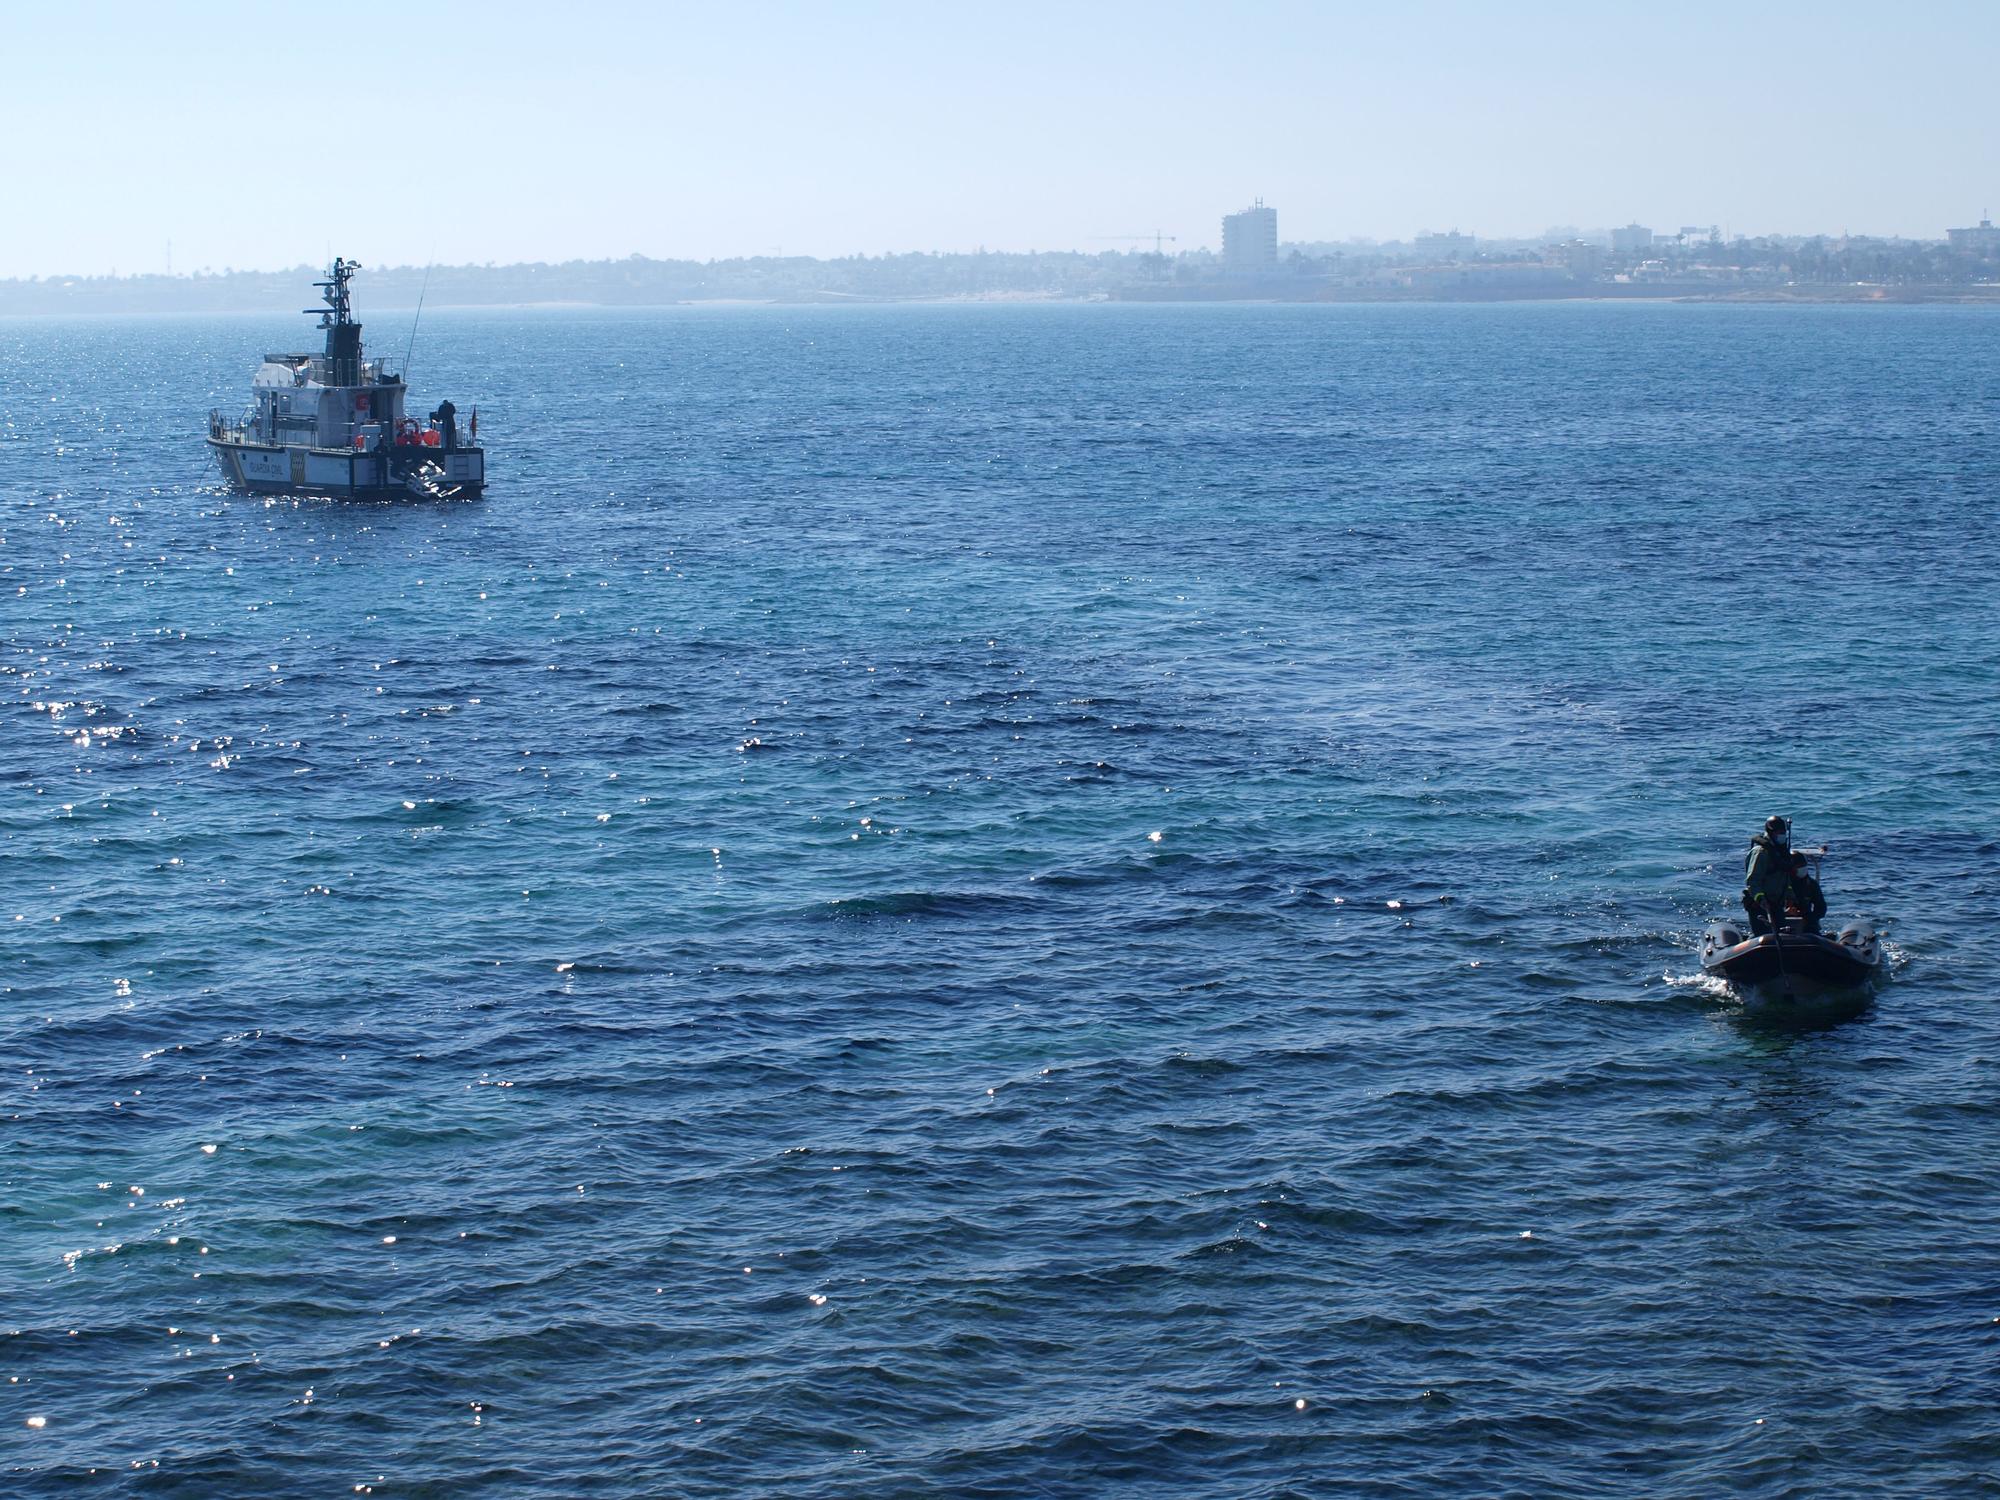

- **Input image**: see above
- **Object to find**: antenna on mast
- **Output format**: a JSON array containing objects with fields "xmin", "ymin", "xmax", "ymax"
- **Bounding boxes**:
[
  {"xmin": 309, "ymin": 257, "xmax": 359, "ymax": 326},
  {"xmin": 403, "ymin": 261, "xmax": 434, "ymax": 383}
]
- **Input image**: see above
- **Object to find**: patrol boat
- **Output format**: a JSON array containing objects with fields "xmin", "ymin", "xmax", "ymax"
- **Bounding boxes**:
[{"xmin": 206, "ymin": 258, "xmax": 484, "ymax": 500}]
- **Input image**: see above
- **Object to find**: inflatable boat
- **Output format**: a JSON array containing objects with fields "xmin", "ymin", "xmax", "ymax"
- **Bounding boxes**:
[{"xmin": 1699, "ymin": 920, "xmax": 1881, "ymax": 993}]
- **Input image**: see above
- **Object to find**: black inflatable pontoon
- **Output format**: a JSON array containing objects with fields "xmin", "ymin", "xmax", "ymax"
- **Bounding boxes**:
[{"xmin": 1699, "ymin": 920, "xmax": 1881, "ymax": 991}]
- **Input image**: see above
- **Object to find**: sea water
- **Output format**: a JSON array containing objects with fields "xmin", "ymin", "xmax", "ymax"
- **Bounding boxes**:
[{"xmin": 4, "ymin": 302, "xmax": 1998, "ymax": 1495}]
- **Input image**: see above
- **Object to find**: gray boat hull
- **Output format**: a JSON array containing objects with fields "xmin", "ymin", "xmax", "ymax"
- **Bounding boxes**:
[{"xmin": 207, "ymin": 436, "xmax": 484, "ymax": 499}]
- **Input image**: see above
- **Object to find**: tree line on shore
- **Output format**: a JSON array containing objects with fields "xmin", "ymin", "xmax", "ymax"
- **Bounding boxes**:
[{"xmin": 3, "ymin": 235, "xmax": 1994, "ymax": 315}]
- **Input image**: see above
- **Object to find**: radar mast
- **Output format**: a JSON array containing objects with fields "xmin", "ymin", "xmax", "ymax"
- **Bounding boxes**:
[
  {"xmin": 307, "ymin": 257, "xmax": 364, "ymax": 384},
  {"xmin": 310, "ymin": 257, "xmax": 360, "ymax": 327}
]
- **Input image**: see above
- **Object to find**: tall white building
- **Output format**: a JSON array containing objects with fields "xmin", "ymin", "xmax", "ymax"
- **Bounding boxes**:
[
  {"xmin": 1223, "ymin": 200, "xmax": 1278, "ymax": 274},
  {"xmin": 1611, "ymin": 223, "xmax": 1654, "ymax": 254},
  {"xmin": 1948, "ymin": 217, "xmax": 2000, "ymax": 255},
  {"xmin": 1415, "ymin": 229, "xmax": 1475, "ymax": 262}
]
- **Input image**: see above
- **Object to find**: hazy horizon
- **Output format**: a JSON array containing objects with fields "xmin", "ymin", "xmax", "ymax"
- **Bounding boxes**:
[
  {"xmin": 3, "ymin": 224, "xmax": 1970, "ymax": 287},
  {"xmin": 5, "ymin": 0, "xmax": 1996, "ymax": 281}
]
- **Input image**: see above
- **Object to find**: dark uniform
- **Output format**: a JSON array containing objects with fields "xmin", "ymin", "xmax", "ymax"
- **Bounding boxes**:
[
  {"xmin": 1787, "ymin": 854, "xmax": 1827, "ymax": 933},
  {"xmin": 1742, "ymin": 815, "xmax": 1793, "ymax": 934},
  {"xmin": 431, "ymin": 399, "xmax": 458, "ymax": 450}
]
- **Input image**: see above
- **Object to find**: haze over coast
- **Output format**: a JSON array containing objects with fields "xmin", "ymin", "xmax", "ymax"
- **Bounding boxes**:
[
  {"xmin": 5, "ymin": 219, "xmax": 1996, "ymax": 317},
  {"xmin": 5, "ymin": 3, "xmax": 1992, "ymax": 285}
]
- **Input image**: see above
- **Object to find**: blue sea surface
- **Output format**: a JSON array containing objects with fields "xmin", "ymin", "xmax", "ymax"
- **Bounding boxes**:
[{"xmin": 4, "ymin": 301, "xmax": 1999, "ymax": 1496}]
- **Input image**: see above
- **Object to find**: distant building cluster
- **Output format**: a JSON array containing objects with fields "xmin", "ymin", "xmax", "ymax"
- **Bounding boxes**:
[{"xmin": 1129, "ymin": 199, "xmax": 2000, "ymax": 299}]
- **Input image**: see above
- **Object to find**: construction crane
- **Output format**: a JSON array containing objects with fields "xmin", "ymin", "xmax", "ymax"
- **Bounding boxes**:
[{"xmin": 1091, "ymin": 231, "xmax": 1180, "ymax": 256}]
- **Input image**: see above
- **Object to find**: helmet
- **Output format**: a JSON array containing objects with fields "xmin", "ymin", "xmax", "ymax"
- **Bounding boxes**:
[{"xmin": 1764, "ymin": 814, "xmax": 1791, "ymax": 841}]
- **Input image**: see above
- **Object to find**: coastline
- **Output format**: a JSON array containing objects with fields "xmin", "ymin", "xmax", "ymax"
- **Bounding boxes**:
[
  {"xmin": 1106, "ymin": 281, "xmax": 2000, "ymax": 307},
  {"xmin": 7, "ymin": 284, "xmax": 2000, "ymax": 319}
]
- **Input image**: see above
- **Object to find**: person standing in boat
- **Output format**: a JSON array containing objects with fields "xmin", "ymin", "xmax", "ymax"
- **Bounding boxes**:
[
  {"xmin": 1742, "ymin": 814, "xmax": 1794, "ymax": 934},
  {"xmin": 431, "ymin": 399, "xmax": 458, "ymax": 450},
  {"xmin": 1787, "ymin": 851, "xmax": 1827, "ymax": 933}
]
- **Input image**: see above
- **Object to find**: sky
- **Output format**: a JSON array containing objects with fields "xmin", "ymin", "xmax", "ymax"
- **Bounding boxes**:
[{"xmin": 3, "ymin": 0, "xmax": 1996, "ymax": 279}]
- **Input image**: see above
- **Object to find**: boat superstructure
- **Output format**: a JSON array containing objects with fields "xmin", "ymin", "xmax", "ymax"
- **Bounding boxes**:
[{"xmin": 206, "ymin": 258, "xmax": 484, "ymax": 499}]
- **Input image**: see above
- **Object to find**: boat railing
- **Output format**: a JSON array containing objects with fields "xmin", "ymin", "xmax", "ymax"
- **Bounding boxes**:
[{"xmin": 208, "ymin": 409, "xmax": 249, "ymax": 443}]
